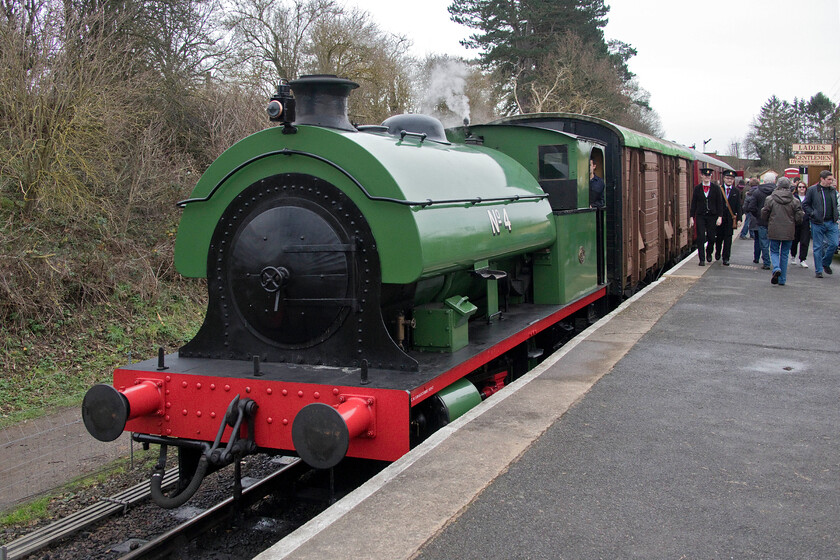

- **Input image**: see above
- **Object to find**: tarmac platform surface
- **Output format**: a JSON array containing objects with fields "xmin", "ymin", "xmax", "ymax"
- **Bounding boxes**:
[{"xmin": 257, "ymin": 236, "xmax": 840, "ymax": 560}]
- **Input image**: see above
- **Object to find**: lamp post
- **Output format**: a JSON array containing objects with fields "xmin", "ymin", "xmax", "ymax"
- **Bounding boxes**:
[{"xmin": 703, "ymin": 138, "xmax": 712, "ymax": 153}]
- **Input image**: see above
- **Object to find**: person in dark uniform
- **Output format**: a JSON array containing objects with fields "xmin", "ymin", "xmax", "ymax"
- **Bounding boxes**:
[
  {"xmin": 589, "ymin": 157, "xmax": 605, "ymax": 208},
  {"xmin": 689, "ymin": 168, "xmax": 724, "ymax": 266},
  {"xmin": 714, "ymin": 169, "xmax": 742, "ymax": 265}
]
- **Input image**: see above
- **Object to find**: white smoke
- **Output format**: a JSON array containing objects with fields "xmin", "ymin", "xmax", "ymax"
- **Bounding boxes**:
[{"xmin": 420, "ymin": 59, "xmax": 471, "ymax": 128}]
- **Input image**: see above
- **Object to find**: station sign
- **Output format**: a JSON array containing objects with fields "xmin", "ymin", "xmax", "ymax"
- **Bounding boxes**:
[
  {"xmin": 792, "ymin": 143, "xmax": 832, "ymax": 153},
  {"xmin": 789, "ymin": 154, "xmax": 834, "ymax": 165}
]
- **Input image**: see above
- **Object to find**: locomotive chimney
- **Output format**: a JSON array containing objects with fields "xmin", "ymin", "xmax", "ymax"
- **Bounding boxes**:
[{"xmin": 289, "ymin": 74, "xmax": 359, "ymax": 132}]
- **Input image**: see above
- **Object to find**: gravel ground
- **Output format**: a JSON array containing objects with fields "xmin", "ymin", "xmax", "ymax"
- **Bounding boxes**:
[{"xmin": 2, "ymin": 454, "xmax": 382, "ymax": 559}]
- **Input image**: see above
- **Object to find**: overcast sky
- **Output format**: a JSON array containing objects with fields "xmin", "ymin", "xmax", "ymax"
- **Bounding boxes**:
[{"xmin": 349, "ymin": 0, "xmax": 840, "ymax": 155}]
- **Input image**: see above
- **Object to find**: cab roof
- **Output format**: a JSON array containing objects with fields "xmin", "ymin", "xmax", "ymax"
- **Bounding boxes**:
[{"xmin": 491, "ymin": 113, "xmax": 733, "ymax": 169}]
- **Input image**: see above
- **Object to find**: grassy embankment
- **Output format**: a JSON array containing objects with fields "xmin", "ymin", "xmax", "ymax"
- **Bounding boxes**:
[
  {"xmin": 0, "ymin": 282, "xmax": 205, "ymax": 428},
  {"xmin": 0, "ymin": 216, "xmax": 207, "ymax": 427},
  {"xmin": 0, "ymin": 220, "xmax": 205, "ymax": 521}
]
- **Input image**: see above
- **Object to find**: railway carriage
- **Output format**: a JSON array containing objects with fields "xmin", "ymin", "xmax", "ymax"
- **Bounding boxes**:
[
  {"xmin": 490, "ymin": 114, "xmax": 733, "ymax": 297},
  {"xmin": 80, "ymin": 76, "xmax": 731, "ymax": 507}
]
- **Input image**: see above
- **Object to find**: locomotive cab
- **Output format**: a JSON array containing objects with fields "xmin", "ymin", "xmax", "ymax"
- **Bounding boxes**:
[{"xmin": 448, "ymin": 123, "xmax": 607, "ymax": 303}]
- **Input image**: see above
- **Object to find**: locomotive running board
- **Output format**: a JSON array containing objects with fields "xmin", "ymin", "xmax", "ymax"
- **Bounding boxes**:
[{"xmin": 408, "ymin": 286, "xmax": 607, "ymax": 406}]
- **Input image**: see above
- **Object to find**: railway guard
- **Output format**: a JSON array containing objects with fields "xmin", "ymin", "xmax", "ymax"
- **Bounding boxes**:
[
  {"xmin": 689, "ymin": 168, "xmax": 724, "ymax": 266},
  {"xmin": 714, "ymin": 169, "xmax": 742, "ymax": 265}
]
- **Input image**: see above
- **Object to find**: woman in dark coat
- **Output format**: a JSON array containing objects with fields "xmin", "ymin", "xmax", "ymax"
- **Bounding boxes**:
[
  {"xmin": 761, "ymin": 177, "xmax": 804, "ymax": 285},
  {"xmin": 790, "ymin": 182, "xmax": 811, "ymax": 267}
]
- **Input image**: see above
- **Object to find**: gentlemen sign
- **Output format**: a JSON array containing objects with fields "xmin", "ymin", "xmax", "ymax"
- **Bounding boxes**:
[
  {"xmin": 792, "ymin": 143, "xmax": 832, "ymax": 152},
  {"xmin": 790, "ymin": 154, "xmax": 834, "ymax": 165}
]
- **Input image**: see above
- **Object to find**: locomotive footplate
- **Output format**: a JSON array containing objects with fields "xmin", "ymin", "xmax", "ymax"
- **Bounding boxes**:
[
  {"xmin": 126, "ymin": 287, "xmax": 606, "ymax": 391},
  {"xmin": 110, "ymin": 287, "xmax": 605, "ymax": 464}
]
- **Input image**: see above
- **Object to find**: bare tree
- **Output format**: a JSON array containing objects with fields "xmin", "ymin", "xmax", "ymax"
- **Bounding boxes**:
[
  {"xmin": 192, "ymin": 80, "xmax": 267, "ymax": 162},
  {"xmin": 223, "ymin": 0, "xmax": 339, "ymax": 91},
  {"xmin": 617, "ymin": 79, "xmax": 663, "ymax": 137},
  {"xmin": 0, "ymin": 4, "xmax": 135, "ymax": 215},
  {"xmin": 0, "ymin": 2, "xmax": 188, "ymax": 323},
  {"xmin": 514, "ymin": 32, "xmax": 624, "ymax": 117},
  {"xmin": 507, "ymin": 32, "xmax": 662, "ymax": 135},
  {"xmin": 0, "ymin": 0, "xmax": 50, "ymax": 62},
  {"xmin": 142, "ymin": 0, "xmax": 227, "ymax": 87},
  {"xmin": 306, "ymin": 7, "xmax": 413, "ymax": 124}
]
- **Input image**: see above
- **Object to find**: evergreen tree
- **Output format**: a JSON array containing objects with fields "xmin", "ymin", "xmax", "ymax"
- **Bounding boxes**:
[
  {"xmin": 789, "ymin": 97, "xmax": 807, "ymax": 143},
  {"xmin": 747, "ymin": 95, "xmax": 798, "ymax": 170},
  {"xmin": 804, "ymin": 92, "xmax": 836, "ymax": 142},
  {"xmin": 746, "ymin": 92, "xmax": 839, "ymax": 170},
  {"xmin": 448, "ymin": 0, "xmax": 626, "ymax": 113}
]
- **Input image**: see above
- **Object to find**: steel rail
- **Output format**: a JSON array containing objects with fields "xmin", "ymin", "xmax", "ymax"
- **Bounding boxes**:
[
  {"xmin": 120, "ymin": 457, "xmax": 306, "ymax": 560},
  {"xmin": 0, "ymin": 469, "xmax": 179, "ymax": 560}
]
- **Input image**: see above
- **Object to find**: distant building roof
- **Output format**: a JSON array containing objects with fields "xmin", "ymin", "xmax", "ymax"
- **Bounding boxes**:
[{"xmin": 706, "ymin": 153, "xmax": 760, "ymax": 171}]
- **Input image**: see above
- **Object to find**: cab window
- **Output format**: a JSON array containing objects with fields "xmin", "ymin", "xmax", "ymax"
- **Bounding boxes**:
[{"xmin": 539, "ymin": 145, "xmax": 569, "ymax": 180}]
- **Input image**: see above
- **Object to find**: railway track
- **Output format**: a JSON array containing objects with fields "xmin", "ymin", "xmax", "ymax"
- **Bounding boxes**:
[
  {"xmin": 1, "ymin": 469, "xmax": 180, "ymax": 560},
  {"xmin": 1, "ymin": 457, "xmax": 307, "ymax": 560},
  {"xmin": 121, "ymin": 457, "xmax": 306, "ymax": 560}
]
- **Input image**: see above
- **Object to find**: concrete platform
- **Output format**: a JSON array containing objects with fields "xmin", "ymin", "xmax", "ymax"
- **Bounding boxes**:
[{"xmin": 257, "ymin": 236, "xmax": 840, "ymax": 560}]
